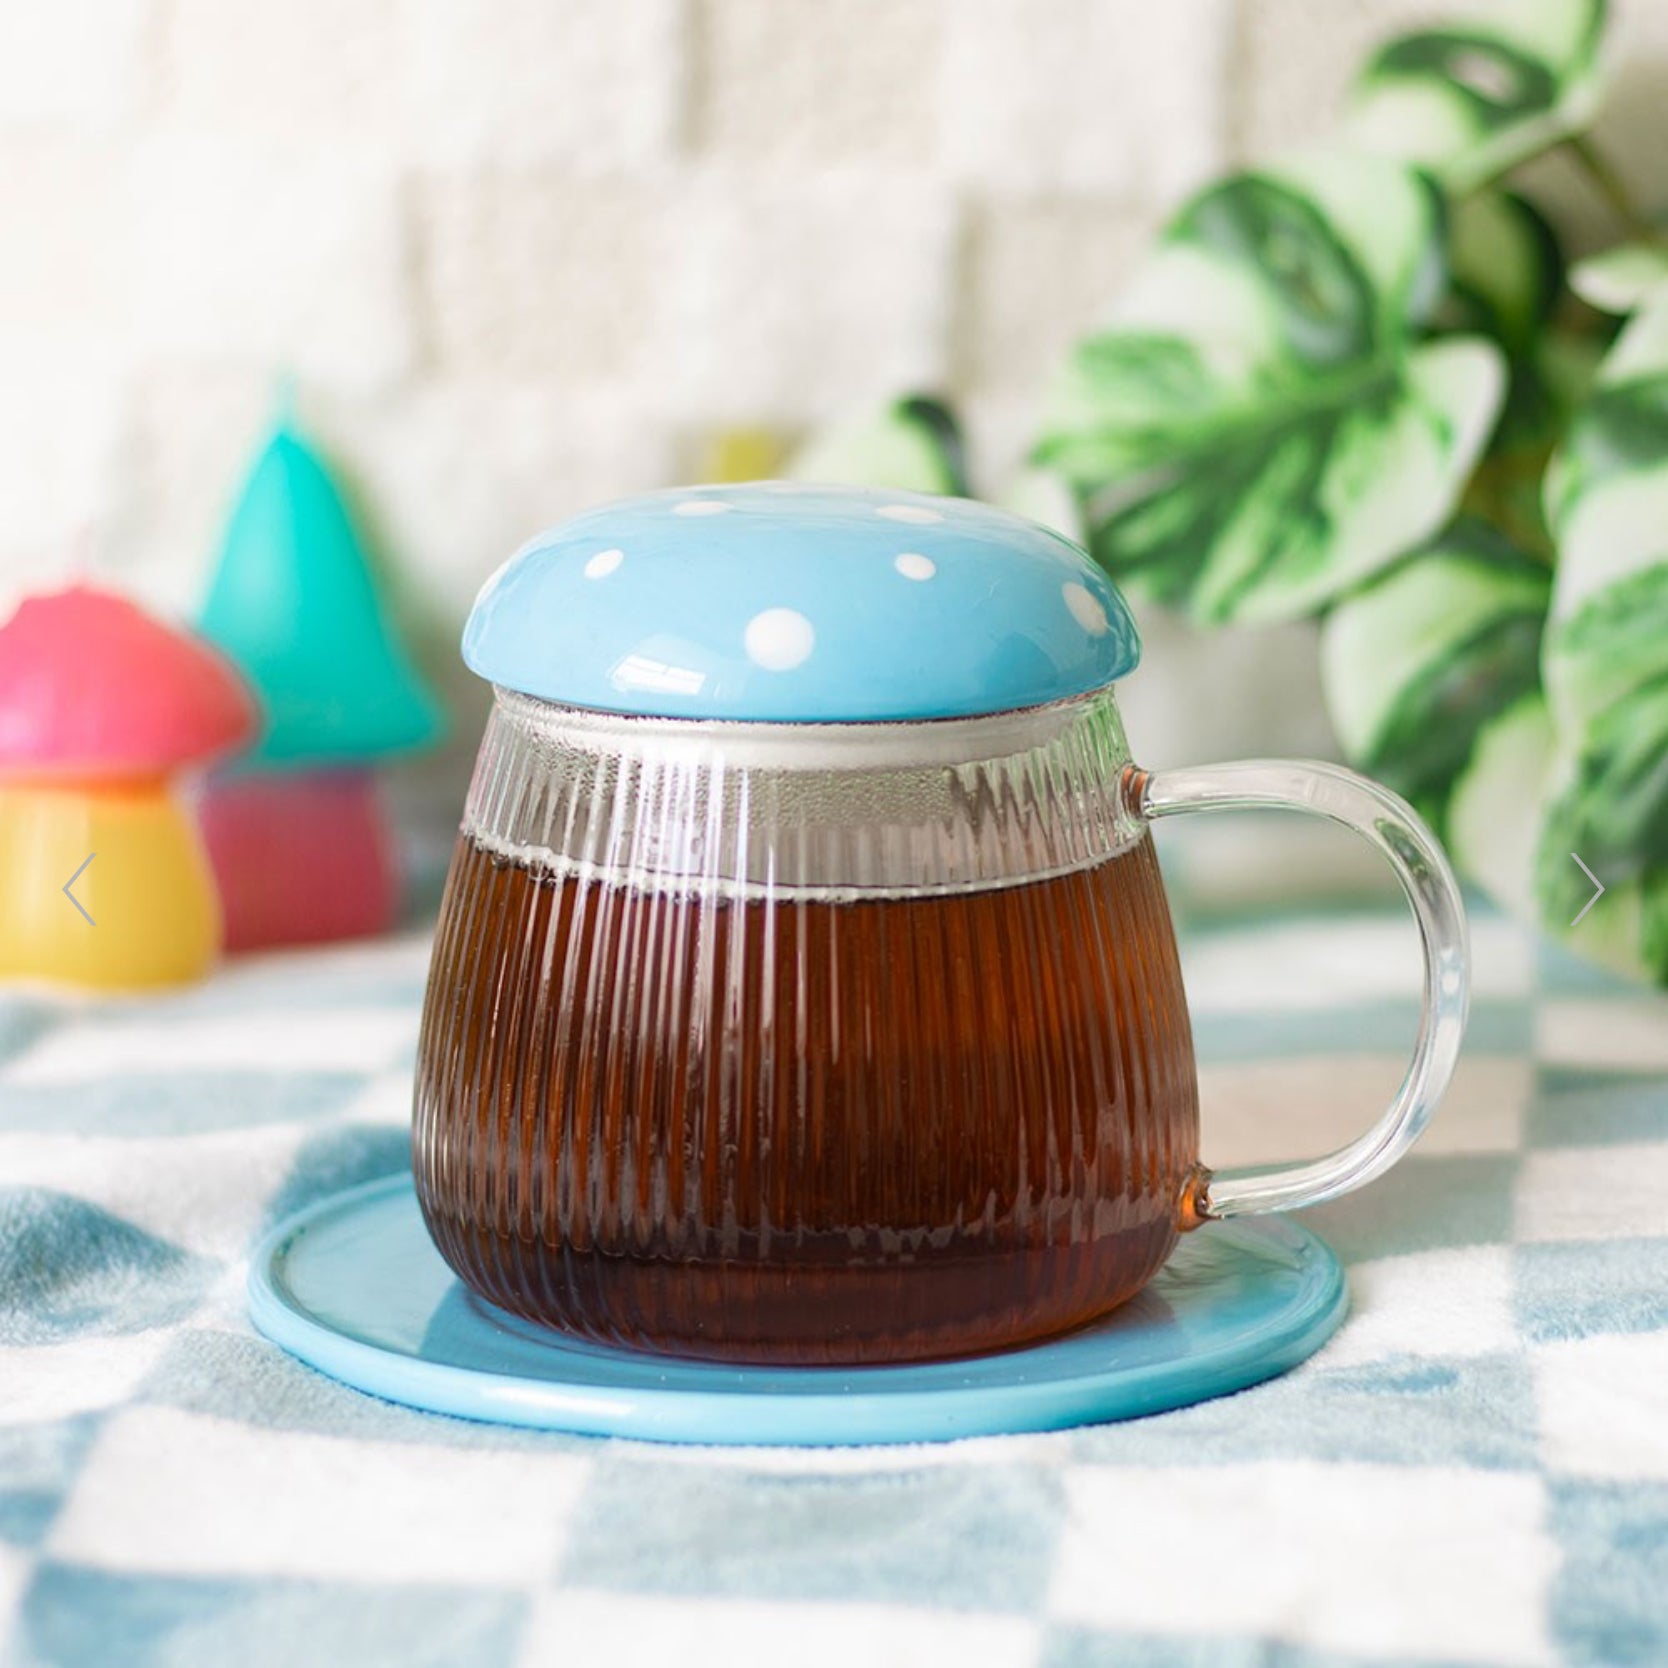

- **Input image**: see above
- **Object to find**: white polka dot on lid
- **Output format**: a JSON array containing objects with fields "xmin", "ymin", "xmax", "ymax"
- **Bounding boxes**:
[
  {"xmin": 583, "ymin": 547, "xmax": 625, "ymax": 579},
  {"xmin": 674, "ymin": 499, "xmax": 731, "ymax": 516},
  {"xmin": 1062, "ymin": 581, "xmax": 1109, "ymax": 636},
  {"xmin": 744, "ymin": 608, "xmax": 815, "ymax": 671},
  {"xmin": 876, "ymin": 503, "xmax": 944, "ymax": 525},
  {"xmin": 893, "ymin": 552, "xmax": 936, "ymax": 581}
]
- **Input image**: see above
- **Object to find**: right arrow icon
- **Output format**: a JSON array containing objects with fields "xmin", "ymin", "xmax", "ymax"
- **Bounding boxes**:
[{"xmin": 1570, "ymin": 853, "xmax": 1605, "ymax": 927}]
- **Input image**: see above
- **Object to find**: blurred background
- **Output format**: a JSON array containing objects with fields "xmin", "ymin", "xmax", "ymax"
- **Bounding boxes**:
[{"xmin": 2, "ymin": 0, "xmax": 1665, "ymax": 864}]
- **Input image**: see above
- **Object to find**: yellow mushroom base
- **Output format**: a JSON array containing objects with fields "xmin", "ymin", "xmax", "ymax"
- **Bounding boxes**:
[{"xmin": 0, "ymin": 781, "xmax": 221, "ymax": 991}]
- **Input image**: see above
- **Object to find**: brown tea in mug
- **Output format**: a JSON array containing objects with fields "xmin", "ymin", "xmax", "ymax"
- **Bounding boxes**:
[{"xmin": 413, "ymin": 829, "xmax": 1200, "ymax": 1365}]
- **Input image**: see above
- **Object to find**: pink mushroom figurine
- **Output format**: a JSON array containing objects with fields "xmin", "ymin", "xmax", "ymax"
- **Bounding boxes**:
[{"xmin": 0, "ymin": 585, "xmax": 256, "ymax": 989}]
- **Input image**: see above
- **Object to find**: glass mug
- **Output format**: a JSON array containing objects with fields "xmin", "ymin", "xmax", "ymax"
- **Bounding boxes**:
[{"xmin": 414, "ymin": 486, "xmax": 1468, "ymax": 1366}]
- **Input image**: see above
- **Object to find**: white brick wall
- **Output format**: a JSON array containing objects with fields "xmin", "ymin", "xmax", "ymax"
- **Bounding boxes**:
[
  {"xmin": 0, "ymin": 0, "xmax": 1664, "ymax": 778},
  {"xmin": 103, "ymin": 367, "xmax": 275, "ymax": 614},
  {"xmin": 155, "ymin": 0, "xmax": 407, "ymax": 146},
  {"xmin": 129, "ymin": 134, "xmax": 415, "ymax": 390},
  {"xmin": 0, "ymin": 0, "xmax": 149, "ymax": 129},
  {"xmin": 0, "ymin": 137, "xmax": 127, "ymax": 368},
  {"xmin": 661, "ymin": 166, "xmax": 957, "ymax": 421},
  {"xmin": 310, "ymin": 380, "xmax": 681, "ymax": 617},
  {"xmin": 956, "ymin": 197, "xmax": 1158, "ymax": 394},
  {"xmin": 405, "ymin": 0, "xmax": 686, "ymax": 169},
  {"xmin": 941, "ymin": 0, "xmax": 1231, "ymax": 200},
  {"xmin": 1231, "ymin": 0, "xmax": 1438, "ymax": 159},
  {"xmin": 692, "ymin": 0, "xmax": 945, "ymax": 167},
  {"xmin": 415, "ymin": 169, "xmax": 670, "ymax": 383},
  {"xmin": 0, "ymin": 369, "xmax": 125, "ymax": 594}
]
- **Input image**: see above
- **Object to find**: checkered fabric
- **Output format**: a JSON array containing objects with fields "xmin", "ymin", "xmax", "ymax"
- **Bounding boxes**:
[{"xmin": 1, "ymin": 902, "xmax": 1665, "ymax": 1668}]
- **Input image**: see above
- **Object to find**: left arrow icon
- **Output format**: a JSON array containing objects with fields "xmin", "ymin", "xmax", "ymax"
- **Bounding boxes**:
[{"xmin": 63, "ymin": 853, "xmax": 95, "ymax": 926}]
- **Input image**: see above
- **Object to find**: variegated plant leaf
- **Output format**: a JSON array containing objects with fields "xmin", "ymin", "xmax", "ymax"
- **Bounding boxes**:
[
  {"xmin": 1439, "ymin": 191, "xmax": 1564, "ymax": 353},
  {"xmin": 1570, "ymin": 243, "xmax": 1668, "ymax": 315},
  {"xmin": 1535, "ymin": 682, "xmax": 1668, "ymax": 979},
  {"xmin": 1441, "ymin": 192, "xmax": 1571, "ymax": 554},
  {"xmin": 989, "ymin": 465, "xmax": 1085, "ymax": 542},
  {"xmin": 1543, "ymin": 288, "xmax": 1668, "ymax": 729},
  {"xmin": 1320, "ymin": 519, "xmax": 1550, "ymax": 828},
  {"xmin": 1449, "ymin": 691, "xmax": 1557, "ymax": 921},
  {"xmin": 1536, "ymin": 285, "xmax": 1668, "ymax": 979},
  {"xmin": 1036, "ymin": 151, "xmax": 1505, "ymax": 626},
  {"xmin": 786, "ymin": 395, "xmax": 968, "ymax": 496},
  {"xmin": 1345, "ymin": 0, "xmax": 1608, "ymax": 194}
]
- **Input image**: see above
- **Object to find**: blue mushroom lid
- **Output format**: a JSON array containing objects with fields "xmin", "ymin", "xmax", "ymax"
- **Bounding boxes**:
[{"xmin": 463, "ymin": 483, "xmax": 1140, "ymax": 722}]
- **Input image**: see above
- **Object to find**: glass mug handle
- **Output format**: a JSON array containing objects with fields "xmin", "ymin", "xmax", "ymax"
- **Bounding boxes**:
[{"xmin": 1124, "ymin": 758, "xmax": 1470, "ymax": 1222}]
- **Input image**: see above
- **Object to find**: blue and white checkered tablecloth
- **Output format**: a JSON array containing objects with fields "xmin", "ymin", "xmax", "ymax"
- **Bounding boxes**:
[{"xmin": 1, "ymin": 902, "xmax": 1665, "ymax": 1668}]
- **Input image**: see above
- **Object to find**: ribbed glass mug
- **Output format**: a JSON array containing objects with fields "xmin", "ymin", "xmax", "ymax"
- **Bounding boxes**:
[{"xmin": 413, "ymin": 683, "xmax": 1468, "ymax": 1365}]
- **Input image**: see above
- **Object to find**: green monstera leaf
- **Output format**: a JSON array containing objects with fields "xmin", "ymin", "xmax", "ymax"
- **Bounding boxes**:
[
  {"xmin": 1536, "ymin": 286, "xmax": 1668, "ymax": 979},
  {"xmin": 1345, "ymin": 0, "xmax": 1608, "ymax": 193},
  {"xmin": 1036, "ymin": 151, "xmax": 1505, "ymax": 626},
  {"xmin": 1321, "ymin": 518, "xmax": 1551, "ymax": 828}
]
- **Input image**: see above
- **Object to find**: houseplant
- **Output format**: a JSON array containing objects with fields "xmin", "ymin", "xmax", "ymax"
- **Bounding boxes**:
[{"xmin": 795, "ymin": 0, "xmax": 1668, "ymax": 986}]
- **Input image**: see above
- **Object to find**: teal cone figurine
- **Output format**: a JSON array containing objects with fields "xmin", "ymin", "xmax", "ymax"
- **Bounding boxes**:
[{"xmin": 196, "ymin": 412, "xmax": 443, "ymax": 949}]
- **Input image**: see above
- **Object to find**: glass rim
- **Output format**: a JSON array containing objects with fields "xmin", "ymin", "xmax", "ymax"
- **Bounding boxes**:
[{"xmin": 490, "ymin": 683, "xmax": 1128, "ymax": 772}]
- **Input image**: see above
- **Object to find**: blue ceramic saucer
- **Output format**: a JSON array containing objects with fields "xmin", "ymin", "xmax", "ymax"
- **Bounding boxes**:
[{"xmin": 248, "ymin": 1176, "xmax": 1346, "ymax": 1447}]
